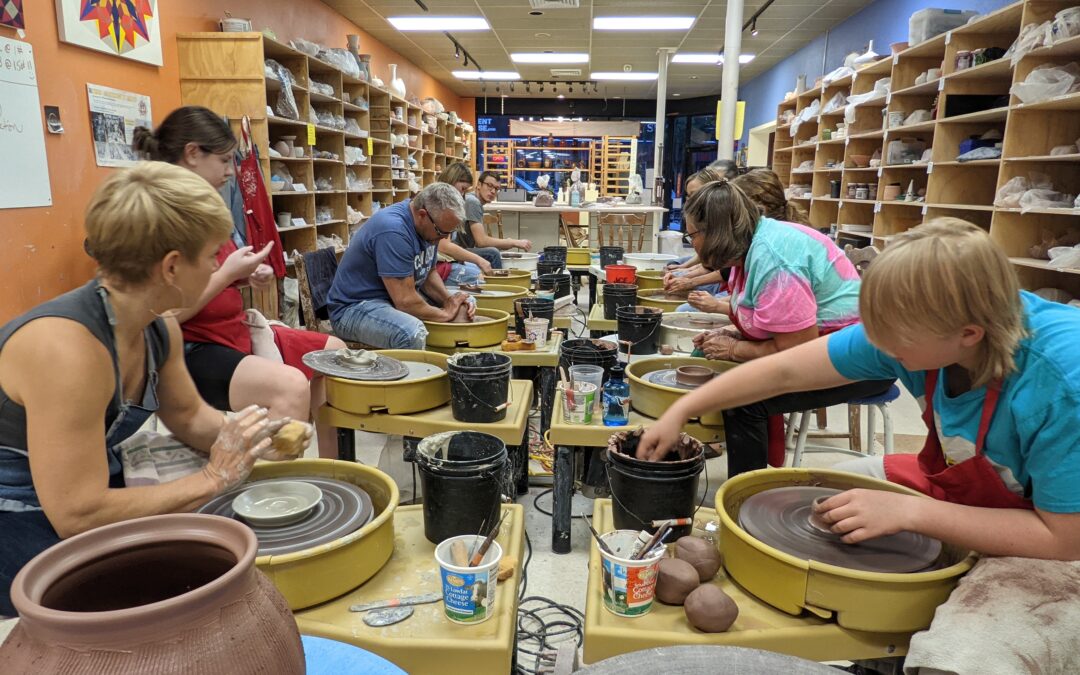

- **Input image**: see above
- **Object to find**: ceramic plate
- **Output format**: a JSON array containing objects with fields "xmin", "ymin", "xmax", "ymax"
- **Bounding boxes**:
[{"xmin": 232, "ymin": 480, "xmax": 324, "ymax": 527}]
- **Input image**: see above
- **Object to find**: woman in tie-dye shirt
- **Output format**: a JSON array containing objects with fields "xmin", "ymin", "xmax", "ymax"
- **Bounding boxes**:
[{"xmin": 682, "ymin": 174, "xmax": 893, "ymax": 476}]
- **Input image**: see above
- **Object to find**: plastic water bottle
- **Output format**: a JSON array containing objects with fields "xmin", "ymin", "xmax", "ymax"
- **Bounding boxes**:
[{"xmin": 603, "ymin": 364, "xmax": 630, "ymax": 426}]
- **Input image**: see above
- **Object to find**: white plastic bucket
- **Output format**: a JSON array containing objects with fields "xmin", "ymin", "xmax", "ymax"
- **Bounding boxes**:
[
  {"xmin": 501, "ymin": 252, "xmax": 539, "ymax": 271},
  {"xmin": 434, "ymin": 535, "xmax": 502, "ymax": 624},
  {"xmin": 598, "ymin": 529, "xmax": 665, "ymax": 617},
  {"xmin": 624, "ymin": 252, "xmax": 678, "ymax": 271},
  {"xmin": 656, "ymin": 231, "xmax": 684, "ymax": 257}
]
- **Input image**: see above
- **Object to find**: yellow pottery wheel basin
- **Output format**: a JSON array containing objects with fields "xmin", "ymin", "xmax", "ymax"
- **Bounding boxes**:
[
  {"xmin": 325, "ymin": 349, "xmax": 449, "ymax": 415},
  {"xmin": 716, "ymin": 468, "xmax": 976, "ymax": 633},
  {"xmin": 469, "ymin": 284, "xmax": 528, "ymax": 314},
  {"xmin": 486, "ymin": 268, "xmax": 532, "ymax": 290},
  {"xmin": 566, "ymin": 247, "xmax": 591, "ymax": 266},
  {"xmin": 424, "ymin": 308, "xmax": 510, "ymax": 348},
  {"xmin": 626, "ymin": 356, "xmax": 736, "ymax": 426},
  {"xmin": 637, "ymin": 289, "xmax": 687, "ymax": 312},
  {"xmin": 634, "ymin": 270, "xmax": 665, "ymax": 291}
]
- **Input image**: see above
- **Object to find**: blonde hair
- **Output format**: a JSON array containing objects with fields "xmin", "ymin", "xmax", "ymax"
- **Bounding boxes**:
[
  {"xmin": 732, "ymin": 168, "xmax": 810, "ymax": 225},
  {"xmin": 85, "ymin": 162, "xmax": 233, "ymax": 285},
  {"xmin": 860, "ymin": 218, "xmax": 1025, "ymax": 387},
  {"xmin": 682, "ymin": 179, "xmax": 761, "ymax": 271},
  {"xmin": 685, "ymin": 167, "xmax": 724, "ymax": 196},
  {"xmin": 437, "ymin": 162, "xmax": 474, "ymax": 187}
]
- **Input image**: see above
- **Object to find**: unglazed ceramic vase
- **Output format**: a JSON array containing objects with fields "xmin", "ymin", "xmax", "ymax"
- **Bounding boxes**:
[
  {"xmin": 389, "ymin": 63, "xmax": 406, "ymax": 98},
  {"xmin": 0, "ymin": 514, "xmax": 305, "ymax": 674}
]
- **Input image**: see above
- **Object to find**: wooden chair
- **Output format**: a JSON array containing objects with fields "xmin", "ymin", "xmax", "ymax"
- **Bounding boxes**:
[
  {"xmin": 482, "ymin": 212, "xmax": 505, "ymax": 239},
  {"xmin": 293, "ymin": 250, "xmax": 373, "ymax": 350},
  {"xmin": 596, "ymin": 212, "xmax": 648, "ymax": 252},
  {"xmin": 559, "ymin": 213, "xmax": 590, "ymax": 248}
]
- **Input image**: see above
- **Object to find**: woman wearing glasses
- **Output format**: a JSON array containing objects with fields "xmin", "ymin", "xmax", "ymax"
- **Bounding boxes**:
[{"xmin": 675, "ymin": 177, "xmax": 892, "ymax": 476}]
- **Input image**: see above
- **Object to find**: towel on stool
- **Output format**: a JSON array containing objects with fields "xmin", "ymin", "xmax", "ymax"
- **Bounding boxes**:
[{"xmin": 904, "ymin": 556, "xmax": 1080, "ymax": 674}]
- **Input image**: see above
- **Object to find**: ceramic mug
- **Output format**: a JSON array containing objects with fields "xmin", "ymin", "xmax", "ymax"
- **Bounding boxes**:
[
  {"xmin": 888, "ymin": 111, "xmax": 906, "ymax": 128},
  {"xmin": 293, "ymin": 147, "xmax": 304, "ymax": 158},
  {"xmin": 276, "ymin": 212, "xmax": 292, "ymax": 229}
]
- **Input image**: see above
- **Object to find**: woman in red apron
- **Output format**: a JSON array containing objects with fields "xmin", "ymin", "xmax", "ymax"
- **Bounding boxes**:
[{"xmin": 134, "ymin": 107, "xmax": 345, "ymax": 457}]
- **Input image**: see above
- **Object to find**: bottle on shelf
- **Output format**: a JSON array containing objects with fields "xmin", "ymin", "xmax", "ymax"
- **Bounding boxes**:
[{"xmin": 603, "ymin": 365, "xmax": 630, "ymax": 427}]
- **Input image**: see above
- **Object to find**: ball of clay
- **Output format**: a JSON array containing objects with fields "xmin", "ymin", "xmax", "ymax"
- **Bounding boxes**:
[
  {"xmin": 656, "ymin": 558, "xmax": 700, "ymax": 605},
  {"xmin": 675, "ymin": 536, "xmax": 721, "ymax": 582},
  {"xmin": 271, "ymin": 421, "xmax": 310, "ymax": 459},
  {"xmin": 683, "ymin": 584, "xmax": 739, "ymax": 633}
]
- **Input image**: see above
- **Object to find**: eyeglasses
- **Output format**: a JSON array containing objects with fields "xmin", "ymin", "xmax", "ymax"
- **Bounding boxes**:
[
  {"xmin": 423, "ymin": 210, "xmax": 457, "ymax": 238},
  {"xmin": 682, "ymin": 229, "xmax": 703, "ymax": 246},
  {"xmin": 480, "ymin": 181, "xmax": 500, "ymax": 190}
]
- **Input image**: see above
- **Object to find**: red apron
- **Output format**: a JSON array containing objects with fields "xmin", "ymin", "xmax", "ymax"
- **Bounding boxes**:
[
  {"xmin": 884, "ymin": 369, "xmax": 1033, "ymax": 510},
  {"xmin": 237, "ymin": 117, "xmax": 286, "ymax": 277}
]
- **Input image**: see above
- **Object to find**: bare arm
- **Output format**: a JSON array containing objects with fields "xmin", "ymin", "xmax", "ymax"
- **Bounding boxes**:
[
  {"xmin": 174, "ymin": 244, "xmax": 274, "ymax": 323},
  {"xmin": 384, "ymin": 275, "xmax": 456, "ymax": 322},
  {"xmin": 470, "ymin": 222, "xmax": 526, "ymax": 251},
  {"xmin": 709, "ymin": 325, "xmax": 819, "ymax": 362},
  {"xmin": 438, "ymin": 238, "xmax": 491, "ymax": 273},
  {"xmin": 155, "ymin": 318, "xmax": 228, "ymax": 452}
]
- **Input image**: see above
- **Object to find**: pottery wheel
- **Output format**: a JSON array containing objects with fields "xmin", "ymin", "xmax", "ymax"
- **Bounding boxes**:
[
  {"xmin": 663, "ymin": 314, "xmax": 728, "ymax": 330},
  {"xmin": 302, "ymin": 350, "xmax": 409, "ymax": 381},
  {"xmin": 402, "ymin": 361, "xmax": 443, "ymax": 380},
  {"xmin": 737, "ymin": 487, "xmax": 942, "ymax": 573},
  {"xmin": 198, "ymin": 477, "xmax": 374, "ymax": 556},
  {"xmin": 644, "ymin": 369, "xmax": 710, "ymax": 390},
  {"xmin": 643, "ymin": 292, "xmax": 689, "ymax": 302}
]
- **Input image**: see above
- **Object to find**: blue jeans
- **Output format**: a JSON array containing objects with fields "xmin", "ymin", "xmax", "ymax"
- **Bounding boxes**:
[
  {"xmin": 0, "ymin": 509, "xmax": 59, "ymax": 616},
  {"xmin": 469, "ymin": 247, "xmax": 503, "ymax": 270},
  {"xmin": 445, "ymin": 262, "xmax": 483, "ymax": 286},
  {"xmin": 331, "ymin": 298, "xmax": 428, "ymax": 350}
]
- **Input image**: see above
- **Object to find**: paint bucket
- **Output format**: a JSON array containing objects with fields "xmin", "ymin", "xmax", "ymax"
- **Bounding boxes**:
[
  {"xmin": 606, "ymin": 430, "xmax": 704, "ymax": 539},
  {"xmin": 542, "ymin": 246, "xmax": 567, "ymax": 264},
  {"xmin": 447, "ymin": 353, "xmax": 512, "ymax": 423},
  {"xmin": 537, "ymin": 273, "xmax": 571, "ymax": 299},
  {"xmin": 603, "ymin": 283, "xmax": 638, "ymax": 321},
  {"xmin": 561, "ymin": 382, "xmax": 597, "ymax": 424},
  {"xmin": 560, "ymin": 338, "xmax": 619, "ymax": 382},
  {"xmin": 616, "ymin": 306, "xmax": 663, "ymax": 355},
  {"xmin": 599, "ymin": 246, "xmax": 625, "ymax": 268},
  {"xmin": 523, "ymin": 317, "xmax": 549, "ymax": 348},
  {"xmin": 514, "ymin": 297, "xmax": 554, "ymax": 339},
  {"xmin": 598, "ymin": 529, "xmax": 665, "ymax": 618},
  {"xmin": 537, "ymin": 260, "xmax": 565, "ymax": 277},
  {"xmin": 417, "ymin": 431, "xmax": 509, "ymax": 544},
  {"xmin": 605, "ymin": 264, "xmax": 637, "ymax": 284},
  {"xmin": 434, "ymin": 534, "xmax": 502, "ymax": 624}
]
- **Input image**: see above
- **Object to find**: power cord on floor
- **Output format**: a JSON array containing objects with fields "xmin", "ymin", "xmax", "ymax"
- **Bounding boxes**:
[{"xmin": 531, "ymin": 487, "xmax": 591, "ymax": 520}]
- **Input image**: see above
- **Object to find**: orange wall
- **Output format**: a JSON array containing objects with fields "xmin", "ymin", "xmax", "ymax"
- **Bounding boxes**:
[{"xmin": 0, "ymin": 2, "xmax": 473, "ymax": 322}]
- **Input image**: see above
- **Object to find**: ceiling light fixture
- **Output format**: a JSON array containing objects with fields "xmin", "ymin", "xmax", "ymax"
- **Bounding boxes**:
[
  {"xmin": 593, "ymin": 16, "xmax": 695, "ymax": 30},
  {"xmin": 454, "ymin": 44, "xmax": 460, "ymax": 59},
  {"xmin": 557, "ymin": 94, "xmax": 565, "ymax": 99},
  {"xmin": 389, "ymin": 16, "xmax": 489, "ymax": 31},
  {"xmin": 453, "ymin": 70, "xmax": 521, "ymax": 80},
  {"xmin": 511, "ymin": 53, "xmax": 589, "ymax": 64},
  {"xmin": 672, "ymin": 53, "xmax": 756, "ymax": 64},
  {"xmin": 750, "ymin": 19, "xmax": 759, "ymax": 36},
  {"xmin": 590, "ymin": 72, "xmax": 658, "ymax": 81},
  {"xmin": 510, "ymin": 81, "xmax": 515, "ymax": 92}
]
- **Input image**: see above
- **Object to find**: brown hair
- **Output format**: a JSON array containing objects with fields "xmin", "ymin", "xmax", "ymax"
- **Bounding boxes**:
[
  {"xmin": 132, "ymin": 106, "xmax": 237, "ymax": 163},
  {"xmin": 477, "ymin": 171, "xmax": 501, "ymax": 187},
  {"xmin": 682, "ymin": 179, "xmax": 761, "ymax": 271},
  {"xmin": 437, "ymin": 162, "xmax": 474, "ymax": 187},
  {"xmin": 685, "ymin": 167, "xmax": 725, "ymax": 196},
  {"xmin": 85, "ymin": 162, "xmax": 233, "ymax": 285},
  {"xmin": 732, "ymin": 168, "xmax": 809, "ymax": 225},
  {"xmin": 860, "ymin": 218, "xmax": 1025, "ymax": 388},
  {"xmin": 706, "ymin": 159, "xmax": 739, "ymax": 179}
]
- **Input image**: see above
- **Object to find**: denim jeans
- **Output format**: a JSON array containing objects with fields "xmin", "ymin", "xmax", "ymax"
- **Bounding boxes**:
[
  {"xmin": 331, "ymin": 298, "xmax": 428, "ymax": 350},
  {"xmin": 445, "ymin": 262, "xmax": 483, "ymax": 286},
  {"xmin": 0, "ymin": 509, "xmax": 60, "ymax": 616},
  {"xmin": 469, "ymin": 247, "xmax": 503, "ymax": 269}
]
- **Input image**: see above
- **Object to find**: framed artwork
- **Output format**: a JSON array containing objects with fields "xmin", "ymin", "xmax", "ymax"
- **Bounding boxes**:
[
  {"xmin": 55, "ymin": 0, "xmax": 162, "ymax": 66},
  {"xmin": 1, "ymin": 0, "xmax": 25, "ymax": 30}
]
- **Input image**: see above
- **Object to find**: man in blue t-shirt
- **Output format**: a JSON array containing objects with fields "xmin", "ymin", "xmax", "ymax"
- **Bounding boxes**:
[{"xmin": 328, "ymin": 183, "xmax": 474, "ymax": 349}]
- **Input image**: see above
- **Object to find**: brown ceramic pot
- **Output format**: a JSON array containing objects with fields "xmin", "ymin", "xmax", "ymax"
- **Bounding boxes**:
[
  {"xmin": 675, "ymin": 365, "xmax": 715, "ymax": 387},
  {"xmin": 1, "ymin": 514, "xmax": 305, "ymax": 674}
]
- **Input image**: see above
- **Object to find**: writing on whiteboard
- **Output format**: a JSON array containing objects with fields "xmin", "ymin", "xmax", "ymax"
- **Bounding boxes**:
[
  {"xmin": 0, "ymin": 39, "xmax": 36, "ymax": 83},
  {"xmin": 0, "ymin": 104, "xmax": 26, "ymax": 134}
]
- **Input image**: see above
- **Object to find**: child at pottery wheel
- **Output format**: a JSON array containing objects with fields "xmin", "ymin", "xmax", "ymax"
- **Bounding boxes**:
[
  {"xmin": 639, "ymin": 219, "xmax": 1080, "ymax": 671},
  {"xmin": 0, "ymin": 164, "xmax": 310, "ymax": 616}
]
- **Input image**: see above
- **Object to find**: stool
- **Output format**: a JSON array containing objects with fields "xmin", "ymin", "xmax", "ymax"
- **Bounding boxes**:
[{"xmin": 789, "ymin": 384, "xmax": 900, "ymax": 467}]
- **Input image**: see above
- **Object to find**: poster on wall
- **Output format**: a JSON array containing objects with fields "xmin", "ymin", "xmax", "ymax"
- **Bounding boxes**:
[
  {"xmin": 0, "ymin": 36, "xmax": 52, "ymax": 209},
  {"xmin": 1, "ymin": 0, "xmax": 25, "ymax": 30},
  {"xmin": 55, "ymin": 0, "xmax": 162, "ymax": 66},
  {"xmin": 87, "ymin": 83, "xmax": 150, "ymax": 167}
]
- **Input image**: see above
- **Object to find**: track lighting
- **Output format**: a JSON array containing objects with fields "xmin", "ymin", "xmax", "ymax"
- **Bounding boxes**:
[
  {"xmin": 750, "ymin": 19, "xmax": 758, "ymax": 36},
  {"xmin": 526, "ymin": 81, "xmax": 531, "ymax": 93},
  {"xmin": 569, "ymin": 83, "xmax": 573, "ymax": 94},
  {"xmin": 463, "ymin": 54, "xmax": 469, "ymax": 67},
  {"xmin": 539, "ymin": 82, "xmax": 545, "ymax": 92},
  {"xmin": 510, "ymin": 81, "xmax": 515, "ymax": 92},
  {"xmin": 454, "ymin": 43, "xmax": 460, "ymax": 59}
]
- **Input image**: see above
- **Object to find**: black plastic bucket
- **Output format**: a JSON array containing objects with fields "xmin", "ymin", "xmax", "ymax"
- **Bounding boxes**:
[
  {"xmin": 599, "ymin": 246, "xmax": 624, "ymax": 268},
  {"xmin": 513, "ymin": 297, "xmax": 554, "ymax": 339},
  {"xmin": 537, "ymin": 260, "xmax": 565, "ymax": 277},
  {"xmin": 447, "ymin": 352, "xmax": 512, "ymax": 423},
  {"xmin": 616, "ymin": 306, "xmax": 663, "ymax": 355},
  {"xmin": 543, "ymin": 246, "xmax": 567, "ymax": 263},
  {"xmin": 560, "ymin": 337, "xmax": 619, "ymax": 382},
  {"xmin": 417, "ymin": 431, "xmax": 509, "ymax": 544},
  {"xmin": 606, "ymin": 431, "xmax": 704, "ymax": 538},
  {"xmin": 603, "ymin": 283, "xmax": 638, "ymax": 321},
  {"xmin": 538, "ymin": 272, "xmax": 571, "ymax": 299}
]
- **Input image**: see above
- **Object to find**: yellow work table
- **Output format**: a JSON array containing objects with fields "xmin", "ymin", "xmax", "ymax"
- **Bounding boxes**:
[
  {"xmin": 426, "ymin": 341, "xmax": 559, "ymax": 368},
  {"xmin": 297, "ymin": 504, "xmax": 525, "ymax": 675},
  {"xmin": 587, "ymin": 302, "xmax": 617, "ymax": 336},
  {"xmin": 584, "ymin": 500, "xmax": 911, "ymax": 664}
]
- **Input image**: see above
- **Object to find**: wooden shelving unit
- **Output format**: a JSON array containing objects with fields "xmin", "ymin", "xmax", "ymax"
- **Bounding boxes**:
[
  {"xmin": 479, "ymin": 138, "xmax": 603, "ymax": 192},
  {"xmin": 768, "ymin": 0, "xmax": 1080, "ymax": 295},
  {"xmin": 600, "ymin": 136, "xmax": 637, "ymax": 198}
]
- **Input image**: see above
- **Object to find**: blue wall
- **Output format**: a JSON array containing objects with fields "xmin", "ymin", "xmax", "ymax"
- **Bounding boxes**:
[{"xmin": 738, "ymin": 0, "xmax": 1015, "ymax": 146}]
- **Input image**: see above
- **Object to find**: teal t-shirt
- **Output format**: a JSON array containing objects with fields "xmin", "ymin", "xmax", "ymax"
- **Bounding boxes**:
[{"xmin": 827, "ymin": 291, "xmax": 1080, "ymax": 512}]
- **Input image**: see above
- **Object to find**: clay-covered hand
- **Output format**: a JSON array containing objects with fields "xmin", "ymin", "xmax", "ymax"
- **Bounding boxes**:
[
  {"xmin": 443, "ymin": 293, "xmax": 470, "ymax": 321},
  {"xmin": 202, "ymin": 405, "xmax": 274, "ymax": 491},
  {"xmin": 813, "ymin": 489, "xmax": 918, "ymax": 544},
  {"xmin": 517, "ymin": 239, "xmax": 532, "ymax": 252},
  {"xmin": 701, "ymin": 333, "xmax": 739, "ymax": 361},
  {"xmin": 635, "ymin": 414, "xmax": 685, "ymax": 462},
  {"xmin": 665, "ymin": 275, "xmax": 696, "ymax": 294},
  {"xmin": 248, "ymin": 263, "xmax": 275, "ymax": 289},
  {"xmin": 692, "ymin": 329, "xmax": 719, "ymax": 348},
  {"xmin": 476, "ymin": 259, "xmax": 494, "ymax": 276},
  {"xmin": 687, "ymin": 291, "xmax": 725, "ymax": 314},
  {"xmin": 221, "ymin": 242, "xmax": 274, "ymax": 284},
  {"xmin": 260, "ymin": 419, "xmax": 313, "ymax": 461},
  {"xmin": 462, "ymin": 295, "xmax": 477, "ymax": 321}
]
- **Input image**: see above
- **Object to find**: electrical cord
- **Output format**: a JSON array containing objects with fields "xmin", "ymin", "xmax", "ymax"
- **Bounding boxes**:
[{"xmin": 531, "ymin": 487, "xmax": 591, "ymax": 520}]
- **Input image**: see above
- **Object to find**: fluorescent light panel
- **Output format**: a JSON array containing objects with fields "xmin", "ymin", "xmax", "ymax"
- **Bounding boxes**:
[
  {"xmin": 593, "ymin": 16, "xmax": 695, "ymax": 30},
  {"xmin": 672, "ymin": 53, "xmax": 756, "ymax": 64},
  {"xmin": 590, "ymin": 72, "xmax": 658, "ymax": 81},
  {"xmin": 511, "ymin": 53, "xmax": 590, "ymax": 64},
  {"xmin": 388, "ymin": 16, "xmax": 489, "ymax": 31},
  {"xmin": 453, "ymin": 71, "xmax": 521, "ymax": 80}
]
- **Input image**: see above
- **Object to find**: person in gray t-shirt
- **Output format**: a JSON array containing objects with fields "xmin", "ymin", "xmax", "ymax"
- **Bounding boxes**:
[{"xmin": 439, "ymin": 165, "xmax": 530, "ymax": 269}]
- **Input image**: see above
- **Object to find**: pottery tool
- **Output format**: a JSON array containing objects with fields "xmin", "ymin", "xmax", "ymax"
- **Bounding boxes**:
[
  {"xmin": 651, "ymin": 517, "xmax": 693, "ymax": 529},
  {"xmin": 467, "ymin": 513, "xmax": 492, "ymax": 562},
  {"xmin": 349, "ymin": 593, "xmax": 442, "ymax": 613},
  {"xmin": 450, "ymin": 539, "xmax": 470, "ymax": 567},
  {"xmin": 363, "ymin": 606, "xmax": 415, "ymax": 627},
  {"xmin": 632, "ymin": 521, "xmax": 673, "ymax": 560},
  {"xmin": 580, "ymin": 516, "xmax": 616, "ymax": 556},
  {"xmin": 469, "ymin": 510, "xmax": 509, "ymax": 567}
]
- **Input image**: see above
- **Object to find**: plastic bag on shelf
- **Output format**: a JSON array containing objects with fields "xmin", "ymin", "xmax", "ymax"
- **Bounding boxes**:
[
  {"xmin": 352, "ymin": 95, "xmax": 369, "ymax": 109},
  {"xmin": 290, "ymin": 38, "xmax": 321, "ymax": 57},
  {"xmin": 315, "ymin": 176, "xmax": 334, "ymax": 191},
  {"xmin": 422, "ymin": 97, "xmax": 446, "ymax": 115},
  {"xmin": 345, "ymin": 118, "xmax": 363, "ymax": 136},
  {"xmin": 1020, "ymin": 189, "xmax": 1076, "ymax": 213},
  {"xmin": 822, "ymin": 66, "xmax": 855, "ymax": 86},
  {"xmin": 310, "ymin": 80, "xmax": 335, "ymax": 97},
  {"xmin": 316, "ymin": 205, "xmax": 334, "ymax": 223},
  {"xmin": 266, "ymin": 60, "xmax": 299, "ymax": 120},
  {"xmin": 1051, "ymin": 7, "xmax": 1080, "ymax": 44},
  {"xmin": 1010, "ymin": 62, "xmax": 1080, "ymax": 104},
  {"xmin": 822, "ymin": 91, "xmax": 847, "ymax": 114},
  {"xmin": 789, "ymin": 99, "xmax": 820, "ymax": 138},
  {"xmin": 1050, "ymin": 143, "xmax": 1080, "ymax": 155},
  {"xmin": 1008, "ymin": 21, "xmax": 1053, "ymax": 65},
  {"xmin": 317, "ymin": 234, "xmax": 345, "ymax": 252},
  {"xmin": 308, "ymin": 103, "xmax": 318, "ymax": 125},
  {"xmin": 316, "ymin": 47, "xmax": 361, "ymax": 79},
  {"xmin": 957, "ymin": 146, "xmax": 1002, "ymax": 162},
  {"xmin": 904, "ymin": 109, "xmax": 932, "ymax": 125},
  {"xmin": 885, "ymin": 138, "xmax": 927, "ymax": 165},
  {"xmin": 347, "ymin": 205, "xmax": 365, "ymax": 226},
  {"xmin": 909, "ymin": 9, "xmax": 979, "ymax": 45},
  {"xmin": 344, "ymin": 146, "xmax": 367, "ymax": 165},
  {"xmin": 1029, "ymin": 227, "xmax": 1080, "ymax": 259},
  {"xmin": 269, "ymin": 162, "xmax": 294, "ymax": 188},
  {"xmin": 995, "ymin": 173, "xmax": 1052, "ymax": 208}
]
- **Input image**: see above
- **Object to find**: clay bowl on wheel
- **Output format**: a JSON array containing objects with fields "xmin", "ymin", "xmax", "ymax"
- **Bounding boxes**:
[{"xmin": 675, "ymin": 365, "xmax": 715, "ymax": 387}]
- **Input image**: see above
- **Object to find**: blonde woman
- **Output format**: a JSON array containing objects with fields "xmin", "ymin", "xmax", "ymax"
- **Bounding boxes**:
[
  {"xmin": 0, "ymin": 164, "xmax": 306, "ymax": 614},
  {"xmin": 638, "ymin": 218, "xmax": 1080, "ymax": 670}
]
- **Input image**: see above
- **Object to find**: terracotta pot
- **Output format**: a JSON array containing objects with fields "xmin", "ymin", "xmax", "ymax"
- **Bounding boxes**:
[
  {"xmin": 675, "ymin": 365, "xmax": 715, "ymax": 387},
  {"xmin": 883, "ymin": 183, "xmax": 903, "ymax": 201},
  {"xmin": 1, "ymin": 514, "xmax": 304, "ymax": 674}
]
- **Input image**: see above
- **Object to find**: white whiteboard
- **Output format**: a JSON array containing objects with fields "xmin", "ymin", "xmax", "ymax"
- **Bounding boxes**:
[{"xmin": 0, "ymin": 37, "xmax": 52, "ymax": 209}]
